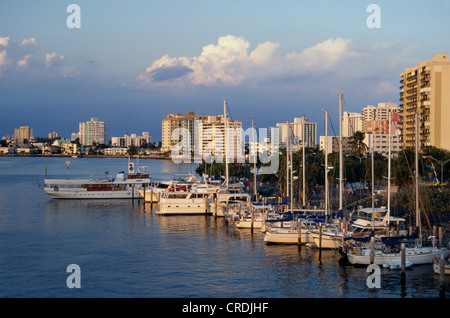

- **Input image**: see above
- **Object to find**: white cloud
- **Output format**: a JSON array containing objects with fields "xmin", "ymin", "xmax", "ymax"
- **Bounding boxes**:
[
  {"xmin": 45, "ymin": 52, "xmax": 65, "ymax": 67},
  {"xmin": 20, "ymin": 38, "xmax": 38, "ymax": 46},
  {"xmin": 138, "ymin": 35, "xmax": 363, "ymax": 88},
  {"xmin": 0, "ymin": 37, "xmax": 10, "ymax": 47},
  {"xmin": 16, "ymin": 54, "xmax": 31, "ymax": 69}
]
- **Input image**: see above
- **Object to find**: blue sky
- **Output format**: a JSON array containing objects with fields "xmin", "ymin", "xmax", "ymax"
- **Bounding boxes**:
[{"xmin": 1, "ymin": 0, "xmax": 450, "ymax": 142}]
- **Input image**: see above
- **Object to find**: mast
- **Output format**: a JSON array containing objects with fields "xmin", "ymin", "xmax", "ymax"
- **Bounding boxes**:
[
  {"xmin": 324, "ymin": 110, "xmax": 329, "ymax": 217},
  {"xmin": 387, "ymin": 111, "xmax": 391, "ymax": 222},
  {"xmin": 290, "ymin": 126, "xmax": 293, "ymax": 213},
  {"xmin": 371, "ymin": 133, "xmax": 375, "ymax": 231},
  {"xmin": 415, "ymin": 113, "xmax": 422, "ymax": 245},
  {"xmin": 302, "ymin": 116, "xmax": 306, "ymax": 207},
  {"xmin": 339, "ymin": 93, "xmax": 344, "ymax": 212},
  {"xmin": 286, "ymin": 121, "xmax": 290, "ymax": 200},
  {"xmin": 224, "ymin": 99, "xmax": 229, "ymax": 189},
  {"xmin": 252, "ymin": 116, "xmax": 258, "ymax": 202}
]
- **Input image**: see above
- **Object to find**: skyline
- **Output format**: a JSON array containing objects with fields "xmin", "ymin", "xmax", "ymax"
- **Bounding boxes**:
[{"xmin": 1, "ymin": 1, "xmax": 450, "ymax": 141}]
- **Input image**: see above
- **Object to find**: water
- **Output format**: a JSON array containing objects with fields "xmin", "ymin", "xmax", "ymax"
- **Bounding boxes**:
[{"xmin": 0, "ymin": 156, "xmax": 448, "ymax": 299}]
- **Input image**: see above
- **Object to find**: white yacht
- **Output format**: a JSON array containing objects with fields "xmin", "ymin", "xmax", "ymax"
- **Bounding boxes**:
[
  {"xmin": 156, "ymin": 189, "xmax": 214, "ymax": 215},
  {"xmin": 43, "ymin": 169, "xmax": 151, "ymax": 199}
]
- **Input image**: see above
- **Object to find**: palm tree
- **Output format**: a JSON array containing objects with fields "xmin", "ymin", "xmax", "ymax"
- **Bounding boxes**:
[{"xmin": 351, "ymin": 131, "xmax": 368, "ymax": 157}]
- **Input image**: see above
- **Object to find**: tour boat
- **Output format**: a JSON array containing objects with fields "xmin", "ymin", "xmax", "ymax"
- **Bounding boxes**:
[{"xmin": 43, "ymin": 168, "xmax": 151, "ymax": 199}]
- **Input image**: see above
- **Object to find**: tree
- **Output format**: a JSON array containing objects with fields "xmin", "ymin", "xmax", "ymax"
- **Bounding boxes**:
[{"xmin": 351, "ymin": 131, "xmax": 368, "ymax": 157}]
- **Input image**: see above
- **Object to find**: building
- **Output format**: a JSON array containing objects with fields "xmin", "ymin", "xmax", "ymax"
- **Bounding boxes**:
[
  {"xmin": 363, "ymin": 103, "xmax": 398, "ymax": 132},
  {"xmin": 161, "ymin": 111, "xmax": 243, "ymax": 161},
  {"xmin": 14, "ymin": 126, "xmax": 33, "ymax": 146},
  {"xmin": 342, "ymin": 111, "xmax": 364, "ymax": 137},
  {"xmin": 78, "ymin": 117, "xmax": 109, "ymax": 146},
  {"xmin": 276, "ymin": 116, "xmax": 317, "ymax": 148},
  {"xmin": 399, "ymin": 54, "xmax": 450, "ymax": 150},
  {"xmin": 48, "ymin": 131, "xmax": 60, "ymax": 139},
  {"xmin": 161, "ymin": 111, "xmax": 205, "ymax": 153},
  {"xmin": 111, "ymin": 132, "xmax": 151, "ymax": 148},
  {"xmin": 364, "ymin": 133, "xmax": 402, "ymax": 158}
]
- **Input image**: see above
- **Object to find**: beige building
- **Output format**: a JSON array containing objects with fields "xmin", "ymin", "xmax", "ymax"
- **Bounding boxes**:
[
  {"xmin": 14, "ymin": 126, "xmax": 33, "ymax": 146},
  {"xmin": 399, "ymin": 54, "xmax": 450, "ymax": 150},
  {"xmin": 161, "ymin": 111, "xmax": 243, "ymax": 161},
  {"xmin": 276, "ymin": 116, "xmax": 317, "ymax": 148}
]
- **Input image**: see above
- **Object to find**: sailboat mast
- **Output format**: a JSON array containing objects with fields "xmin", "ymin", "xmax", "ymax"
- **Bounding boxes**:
[
  {"xmin": 339, "ymin": 93, "xmax": 344, "ymax": 212},
  {"xmin": 252, "ymin": 116, "xmax": 258, "ymax": 202},
  {"xmin": 286, "ymin": 121, "xmax": 290, "ymax": 200},
  {"xmin": 302, "ymin": 116, "xmax": 306, "ymax": 207},
  {"xmin": 371, "ymin": 133, "xmax": 375, "ymax": 231},
  {"xmin": 387, "ymin": 111, "xmax": 391, "ymax": 222},
  {"xmin": 224, "ymin": 99, "xmax": 229, "ymax": 189},
  {"xmin": 324, "ymin": 110, "xmax": 329, "ymax": 217},
  {"xmin": 415, "ymin": 113, "xmax": 422, "ymax": 244}
]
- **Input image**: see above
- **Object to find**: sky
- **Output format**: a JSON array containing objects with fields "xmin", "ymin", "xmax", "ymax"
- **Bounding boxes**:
[{"xmin": 1, "ymin": 0, "xmax": 450, "ymax": 142}]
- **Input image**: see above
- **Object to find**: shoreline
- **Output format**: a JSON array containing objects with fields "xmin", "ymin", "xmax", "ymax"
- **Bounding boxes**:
[{"xmin": 0, "ymin": 154, "xmax": 172, "ymax": 160}]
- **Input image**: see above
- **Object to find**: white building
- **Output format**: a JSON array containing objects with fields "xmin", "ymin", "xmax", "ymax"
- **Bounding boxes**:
[
  {"xmin": 342, "ymin": 111, "xmax": 364, "ymax": 137},
  {"xmin": 276, "ymin": 116, "xmax": 317, "ymax": 148},
  {"xmin": 364, "ymin": 132, "xmax": 401, "ymax": 158},
  {"xmin": 78, "ymin": 117, "xmax": 109, "ymax": 146},
  {"xmin": 111, "ymin": 132, "xmax": 151, "ymax": 148}
]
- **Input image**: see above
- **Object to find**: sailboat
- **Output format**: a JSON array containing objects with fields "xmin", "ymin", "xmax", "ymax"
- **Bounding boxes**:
[
  {"xmin": 344, "ymin": 113, "xmax": 450, "ymax": 266},
  {"xmin": 264, "ymin": 110, "xmax": 329, "ymax": 245}
]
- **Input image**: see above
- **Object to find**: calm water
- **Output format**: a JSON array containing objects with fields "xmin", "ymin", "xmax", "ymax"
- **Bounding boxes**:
[{"xmin": 0, "ymin": 156, "xmax": 448, "ymax": 298}]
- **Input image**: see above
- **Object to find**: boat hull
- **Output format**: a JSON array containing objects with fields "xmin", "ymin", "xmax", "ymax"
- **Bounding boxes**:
[
  {"xmin": 44, "ymin": 187, "xmax": 137, "ymax": 199},
  {"xmin": 347, "ymin": 247, "xmax": 450, "ymax": 266},
  {"xmin": 311, "ymin": 232, "xmax": 342, "ymax": 249}
]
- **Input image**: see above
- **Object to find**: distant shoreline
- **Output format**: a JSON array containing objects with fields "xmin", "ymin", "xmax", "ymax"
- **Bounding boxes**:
[{"xmin": 0, "ymin": 154, "xmax": 171, "ymax": 160}]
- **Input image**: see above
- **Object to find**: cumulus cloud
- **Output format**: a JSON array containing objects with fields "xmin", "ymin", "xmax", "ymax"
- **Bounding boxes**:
[
  {"xmin": 16, "ymin": 54, "xmax": 31, "ymax": 69},
  {"xmin": 20, "ymin": 38, "xmax": 38, "ymax": 47},
  {"xmin": 138, "ymin": 35, "xmax": 363, "ymax": 88},
  {"xmin": 45, "ymin": 52, "xmax": 64, "ymax": 67},
  {"xmin": 0, "ymin": 37, "xmax": 10, "ymax": 47},
  {"xmin": 0, "ymin": 36, "xmax": 77, "ymax": 78}
]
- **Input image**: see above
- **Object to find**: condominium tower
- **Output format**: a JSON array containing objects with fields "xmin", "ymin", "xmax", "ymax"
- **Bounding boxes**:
[
  {"xmin": 78, "ymin": 117, "xmax": 109, "ymax": 146},
  {"xmin": 399, "ymin": 54, "xmax": 450, "ymax": 150}
]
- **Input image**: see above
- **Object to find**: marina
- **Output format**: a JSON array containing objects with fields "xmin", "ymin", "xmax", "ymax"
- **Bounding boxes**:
[{"xmin": 0, "ymin": 156, "xmax": 449, "ymax": 298}]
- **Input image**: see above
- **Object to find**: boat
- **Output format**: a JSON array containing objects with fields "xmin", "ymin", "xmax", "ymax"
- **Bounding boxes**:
[
  {"xmin": 343, "ymin": 113, "xmax": 450, "ymax": 266},
  {"xmin": 347, "ymin": 245, "xmax": 449, "ymax": 266},
  {"xmin": 383, "ymin": 261, "xmax": 414, "ymax": 269},
  {"xmin": 433, "ymin": 255, "xmax": 450, "ymax": 275},
  {"xmin": 156, "ymin": 187, "xmax": 216, "ymax": 215},
  {"xmin": 43, "ymin": 164, "xmax": 151, "ymax": 199},
  {"xmin": 313, "ymin": 206, "xmax": 406, "ymax": 249},
  {"xmin": 138, "ymin": 174, "xmax": 198, "ymax": 202}
]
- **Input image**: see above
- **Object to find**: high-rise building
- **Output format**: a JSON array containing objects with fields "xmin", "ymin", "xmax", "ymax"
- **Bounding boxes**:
[
  {"xmin": 161, "ymin": 111, "xmax": 243, "ymax": 161},
  {"xmin": 78, "ymin": 117, "xmax": 109, "ymax": 146},
  {"xmin": 14, "ymin": 126, "xmax": 33, "ymax": 145},
  {"xmin": 342, "ymin": 111, "xmax": 364, "ymax": 137},
  {"xmin": 399, "ymin": 54, "xmax": 450, "ymax": 150},
  {"xmin": 275, "ymin": 116, "xmax": 317, "ymax": 148},
  {"xmin": 363, "ymin": 103, "xmax": 398, "ymax": 132}
]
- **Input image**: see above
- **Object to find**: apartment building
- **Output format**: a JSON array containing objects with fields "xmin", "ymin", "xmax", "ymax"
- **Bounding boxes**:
[
  {"xmin": 275, "ymin": 116, "xmax": 317, "ymax": 148},
  {"xmin": 161, "ymin": 111, "xmax": 243, "ymax": 161},
  {"xmin": 78, "ymin": 117, "xmax": 109, "ymax": 146},
  {"xmin": 111, "ymin": 132, "xmax": 151, "ymax": 148},
  {"xmin": 342, "ymin": 111, "xmax": 364, "ymax": 138},
  {"xmin": 14, "ymin": 126, "xmax": 33, "ymax": 146},
  {"xmin": 399, "ymin": 54, "xmax": 450, "ymax": 150}
]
